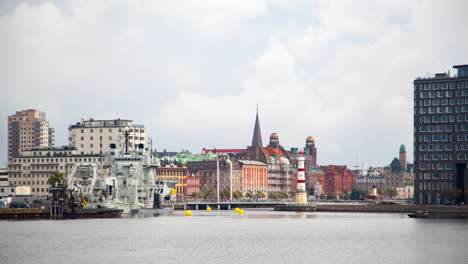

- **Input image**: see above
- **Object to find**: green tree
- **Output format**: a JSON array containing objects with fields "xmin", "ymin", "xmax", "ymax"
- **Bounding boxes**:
[
  {"xmin": 385, "ymin": 188, "xmax": 398, "ymax": 199},
  {"xmin": 268, "ymin": 191, "xmax": 288, "ymax": 200},
  {"xmin": 342, "ymin": 189, "xmax": 350, "ymax": 200},
  {"xmin": 233, "ymin": 190, "xmax": 243, "ymax": 199},
  {"xmin": 255, "ymin": 191, "xmax": 266, "ymax": 199},
  {"xmin": 245, "ymin": 191, "xmax": 254, "ymax": 199},
  {"xmin": 319, "ymin": 193, "xmax": 325, "ymax": 200},
  {"xmin": 48, "ymin": 172, "xmax": 67, "ymax": 189},
  {"xmin": 350, "ymin": 189, "xmax": 367, "ymax": 200},
  {"xmin": 193, "ymin": 191, "xmax": 205, "ymax": 199},
  {"xmin": 326, "ymin": 193, "xmax": 336, "ymax": 200},
  {"xmin": 47, "ymin": 172, "xmax": 67, "ymax": 200},
  {"xmin": 220, "ymin": 188, "xmax": 231, "ymax": 200},
  {"xmin": 205, "ymin": 188, "xmax": 217, "ymax": 199}
]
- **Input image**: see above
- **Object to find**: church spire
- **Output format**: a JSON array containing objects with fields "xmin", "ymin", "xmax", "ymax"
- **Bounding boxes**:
[{"xmin": 251, "ymin": 106, "xmax": 263, "ymax": 147}]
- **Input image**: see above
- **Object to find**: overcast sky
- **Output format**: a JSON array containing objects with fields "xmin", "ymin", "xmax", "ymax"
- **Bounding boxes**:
[{"xmin": 1, "ymin": 0, "xmax": 468, "ymax": 168}]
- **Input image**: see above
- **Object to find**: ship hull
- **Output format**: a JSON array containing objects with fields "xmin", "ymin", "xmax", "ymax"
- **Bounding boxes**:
[{"xmin": 62, "ymin": 207, "xmax": 123, "ymax": 219}]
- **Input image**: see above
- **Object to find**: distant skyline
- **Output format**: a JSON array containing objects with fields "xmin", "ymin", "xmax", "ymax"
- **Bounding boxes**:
[{"xmin": 1, "ymin": 0, "xmax": 468, "ymax": 167}]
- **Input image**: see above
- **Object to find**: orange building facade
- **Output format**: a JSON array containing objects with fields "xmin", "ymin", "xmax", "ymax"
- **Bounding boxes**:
[
  {"xmin": 156, "ymin": 166, "xmax": 188, "ymax": 199},
  {"xmin": 239, "ymin": 160, "xmax": 268, "ymax": 196}
]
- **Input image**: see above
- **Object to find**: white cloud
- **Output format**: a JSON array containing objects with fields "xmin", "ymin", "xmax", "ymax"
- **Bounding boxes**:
[{"xmin": 1, "ymin": 0, "xmax": 468, "ymax": 167}]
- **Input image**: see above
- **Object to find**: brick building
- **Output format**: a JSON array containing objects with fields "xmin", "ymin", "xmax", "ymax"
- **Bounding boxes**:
[
  {"xmin": 319, "ymin": 165, "xmax": 355, "ymax": 195},
  {"xmin": 186, "ymin": 159, "xmax": 242, "ymax": 199}
]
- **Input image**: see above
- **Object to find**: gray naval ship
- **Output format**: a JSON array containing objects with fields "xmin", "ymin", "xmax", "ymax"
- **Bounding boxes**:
[{"xmin": 66, "ymin": 127, "xmax": 177, "ymax": 216}]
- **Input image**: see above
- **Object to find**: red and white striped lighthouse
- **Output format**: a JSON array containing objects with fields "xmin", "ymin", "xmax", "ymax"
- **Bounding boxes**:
[{"xmin": 295, "ymin": 151, "xmax": 308, "ymax": 204}]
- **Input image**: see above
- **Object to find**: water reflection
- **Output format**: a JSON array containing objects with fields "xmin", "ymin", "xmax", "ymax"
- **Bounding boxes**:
[
  {"xmin": 171, "ymin": 210, "xmax": 319, "ymax": 219},
  {"xmin": 2, "ymin": 210, "xmax": 468, "ymax": 264}
]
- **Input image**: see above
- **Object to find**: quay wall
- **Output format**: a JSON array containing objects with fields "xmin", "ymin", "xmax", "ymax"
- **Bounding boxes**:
[
  {"xmin": 275, "ymin": 204, "xmax": 468, "ymax": 213},
  {"xmin": 0, "ymin": 208, "xmax": 50, "ymax": 220}
]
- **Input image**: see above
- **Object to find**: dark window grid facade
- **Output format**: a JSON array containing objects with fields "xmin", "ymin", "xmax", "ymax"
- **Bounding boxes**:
[{"xmin": 414, "ymin": 78, "xmax": 468, "ymax": 204}]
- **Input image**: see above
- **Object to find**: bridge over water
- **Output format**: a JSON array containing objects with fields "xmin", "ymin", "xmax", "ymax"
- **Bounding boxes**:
[
  {"xmin": 167, "ymin": 201, "xmax": 293, "ymax": 210},
  {"xmin": 165, "ymin": 200, "xmax": 378, "ymax": 210}
]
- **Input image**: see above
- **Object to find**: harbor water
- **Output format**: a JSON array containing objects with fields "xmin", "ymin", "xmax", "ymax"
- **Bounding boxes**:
[{"xmin": 1, "ymin": 210, "xmax": 467, "ymax": 264}]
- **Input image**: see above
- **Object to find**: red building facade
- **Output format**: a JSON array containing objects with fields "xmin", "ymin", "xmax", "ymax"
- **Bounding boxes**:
[{"xmin": 319, "ymin": 165, "xmax": 356, "ymax": 195}]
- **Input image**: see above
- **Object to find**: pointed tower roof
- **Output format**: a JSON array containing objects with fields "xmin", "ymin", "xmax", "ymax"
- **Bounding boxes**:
[{"xmin": 251, "ymin": 107, "xmax": 263, "ymax": 147}]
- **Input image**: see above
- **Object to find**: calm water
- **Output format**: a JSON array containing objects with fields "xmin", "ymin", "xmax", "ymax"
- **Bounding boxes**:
[{"xmin": 1, "ymin": 210, "xmax": 467, "ymax": 264}]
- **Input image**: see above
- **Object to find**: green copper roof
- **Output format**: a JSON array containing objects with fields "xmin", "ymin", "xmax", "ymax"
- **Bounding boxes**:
[
  {"xmin": 173, "ymin": 153, "xmax": 218, "ymax": 162},
  {"xmin": 400, "ymin": 144, "xmax": 406, "ymax": 151},
  {"xmin": 310, "ymin": 169, "xmax": 324, "ymax": 174}
]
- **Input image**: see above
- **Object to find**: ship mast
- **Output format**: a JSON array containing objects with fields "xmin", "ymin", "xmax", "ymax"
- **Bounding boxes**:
[{"xmin": 124, "ymin": 127, "xmax": 129, "ymax": 155}]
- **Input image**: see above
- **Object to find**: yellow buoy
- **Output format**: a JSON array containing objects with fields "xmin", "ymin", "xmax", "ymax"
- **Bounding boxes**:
[
  {"xmin": 206, "ymin": 206, "xmax": 212, "ymax": 212},
  {"xmin": 235, "ymin": 208, "xmax": 240, "ymax": 213},
  {"xmin": 239, "ymin": 209, "xmax": 244, "ymax": 215},
  {"xmin": 185, "ymin": 210, "xmax": 192, "ymax": 217}
]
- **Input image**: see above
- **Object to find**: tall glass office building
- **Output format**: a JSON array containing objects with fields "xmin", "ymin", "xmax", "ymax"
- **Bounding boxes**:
[{"xmin": 414, "ymin": 64, "xmax": 468, "ymax": 204}]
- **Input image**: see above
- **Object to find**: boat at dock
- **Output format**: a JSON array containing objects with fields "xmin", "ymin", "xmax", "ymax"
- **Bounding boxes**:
[
  {"xmin": 66, "ymin": 127, "xmax": 176, "ymax": 216},
  {"xmin": 407, "ymin": 210, "xmax": 468, "ymax": 219},
  {"xmin": 61, "ymin": 206, "xmax": 123, "ymax": 219}
]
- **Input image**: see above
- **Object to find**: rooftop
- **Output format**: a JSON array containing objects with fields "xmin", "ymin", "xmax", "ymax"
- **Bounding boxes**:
[
  {"xmin": 24, "ymin": 146, "xmax": 77, "ymax": 151},
  {"xmin": 202, "ymin": 148, "xmax": 247, "ymax": 154},
  {"xmin": 238, "ymin": 160, "xmax": 267, "ymax": 166},
  {"xmin": 415, "ymin": 64, "xmax": 468, "ymax": 80}
]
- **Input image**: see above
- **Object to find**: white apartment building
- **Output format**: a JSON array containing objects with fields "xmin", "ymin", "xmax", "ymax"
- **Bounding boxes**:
[
  {"xmin": 68, "ymin": 118, "xmax": 146, "ymax": 155},
  {"xmin": 7, "ymin": 146, "xmax": 103, "ymax": 197}
]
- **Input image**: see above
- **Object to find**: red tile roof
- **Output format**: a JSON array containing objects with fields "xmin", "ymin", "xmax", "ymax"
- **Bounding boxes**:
[
  {"xmin": 262, "ymin": 147, "xmax": 286, "ymax": 159},
  {"xmin": 202, "ymin": 148, "xmax": 247, "ymax": 154}
]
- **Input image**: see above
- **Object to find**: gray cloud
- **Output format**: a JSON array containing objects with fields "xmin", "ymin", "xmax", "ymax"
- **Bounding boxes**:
[{"xmin": 1, "ymin": 0, "xmax": 467, "ymax": 167}]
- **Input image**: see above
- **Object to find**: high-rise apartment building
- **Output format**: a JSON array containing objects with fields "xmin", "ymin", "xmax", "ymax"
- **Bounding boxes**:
[
  {"xmin": 68, "ymin": 118, "xmax": 146, "ymax": 155},
  {"xmin": 7, "ymin": 109, "xmax": 54, "ymax": 161},
  {"xmin": 414, "ymin": 64, "xmax": 468, "ymax": 204}
]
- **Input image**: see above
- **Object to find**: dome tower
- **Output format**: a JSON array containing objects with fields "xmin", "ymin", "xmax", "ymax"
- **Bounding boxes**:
[
  {"xmin": 268, "ymin": 133, "xmax": 280, "ymax": 148},
  {"xmin": 304, "ymin": 136, "xmax": 317, "ymax": 166},
  {"xmin": 399, "ymin": 144, "xmax": 407, "ymax": 171}
]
